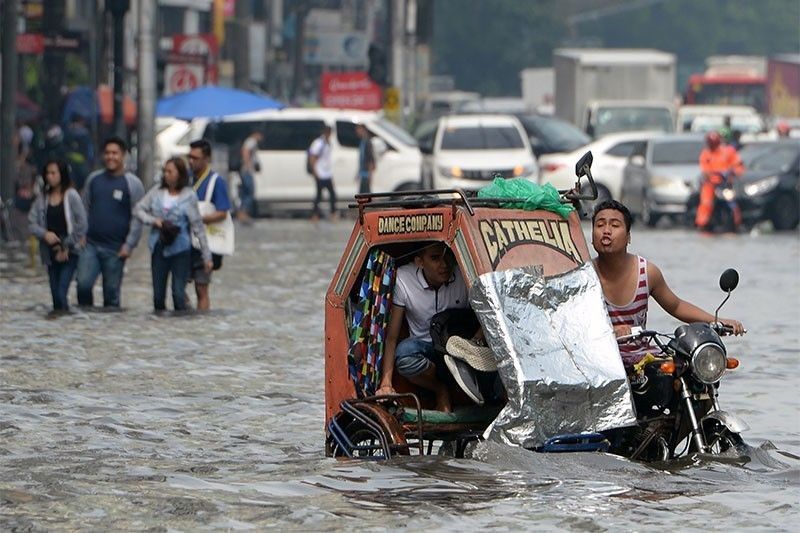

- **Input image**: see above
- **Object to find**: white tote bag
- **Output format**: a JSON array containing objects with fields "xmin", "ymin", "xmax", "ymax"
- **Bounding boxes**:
[{"xmin": 192, "ymin": 173, "xmax": 235, "ymax": 256}]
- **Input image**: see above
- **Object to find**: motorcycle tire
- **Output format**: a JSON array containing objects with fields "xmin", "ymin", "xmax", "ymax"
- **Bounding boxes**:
[
  {"xmin": 691, "ymin": 419, "xmax": 744, "ymax": 455},
  {"xmin": 709, "ymin": 202, "xmax": 735, "ymax": 234}
]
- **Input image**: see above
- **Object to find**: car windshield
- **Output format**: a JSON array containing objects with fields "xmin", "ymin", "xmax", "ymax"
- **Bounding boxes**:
[
  {"xmin": 375, "ymin": 118, "xmax": 417, "ymax": 147},
  {"xmin": 690, "ymin": 116, "xmax": 763, "ymax": 133},
  {"xmin": 519, "ymin": 115, "xmax": 590, "ymax": 151},
  {"xmin": 594, "ymin": 107, "xmax": 673, "ymax": 137},
  {"xmin": 739, "ymin": 144, "xmax": 800, "ymax": 172},
  {"xmin": 440, "ymin": 125, "xmax": 525, "ymax": 150},
  {"xmin": 651, "ymin": 141, "xmax": 703, "ymax": 165}
]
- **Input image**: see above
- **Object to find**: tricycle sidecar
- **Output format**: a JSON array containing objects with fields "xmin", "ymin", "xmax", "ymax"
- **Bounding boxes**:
[{"xmin": 324, "ymin": 189, "xmax": 595, "ymax": 459}]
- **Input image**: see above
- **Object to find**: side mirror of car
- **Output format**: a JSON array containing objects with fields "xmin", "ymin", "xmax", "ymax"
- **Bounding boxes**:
[{"xmin": 419, "ymin": 139, "xmax": 433, "ymax": 155}]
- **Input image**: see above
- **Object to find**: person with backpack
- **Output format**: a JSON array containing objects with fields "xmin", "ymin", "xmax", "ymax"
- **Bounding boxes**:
[{"xmin": 308, "ymin": 125, "xmax": 337, "ymax": 221}]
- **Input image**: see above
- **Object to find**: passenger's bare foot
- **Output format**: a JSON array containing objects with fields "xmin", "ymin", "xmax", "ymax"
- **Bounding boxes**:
[{"xmin": 435, "ymin": 389, "xmax": 452, "ymax": 413}]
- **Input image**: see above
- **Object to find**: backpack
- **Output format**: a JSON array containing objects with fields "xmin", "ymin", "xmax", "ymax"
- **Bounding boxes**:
[
  {"xmin": 429, "ymin": 308, "xmax": 481, "ymax": 354},
  {"xmin": 306, "ymin": 147, "xmax": 314, "ymax": 175}
]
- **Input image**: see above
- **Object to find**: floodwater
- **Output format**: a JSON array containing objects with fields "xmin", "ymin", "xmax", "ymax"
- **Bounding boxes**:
[{"xmin": 1, "ymin": 220, "xmax": 798, "ymax": 530}]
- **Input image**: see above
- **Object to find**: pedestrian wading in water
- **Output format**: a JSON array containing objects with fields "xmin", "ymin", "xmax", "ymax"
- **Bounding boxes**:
[
  {"xmin": 134, "ymin": 157, "xmax": 212, "ymax": 311},
  {"xmin": 28, "ymin": 158, "xmax": 88, "ymax": 311}
]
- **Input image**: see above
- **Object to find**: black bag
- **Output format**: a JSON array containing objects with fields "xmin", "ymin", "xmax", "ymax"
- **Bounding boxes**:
[
  {"xmin": 429, "ymin": 308, "xmax": 481, "ymax": 354},
  {"xmin": 306, "ymin": 147, "xmax": 314, "ymax": 175},
  {"xmin": 159, "ymin": 219, "xmax": 180, "ymax": 246}
]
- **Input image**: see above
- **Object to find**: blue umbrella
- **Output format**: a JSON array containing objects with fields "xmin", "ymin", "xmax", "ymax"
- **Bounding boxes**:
[{"xmin": 156, "ymin": 86, "xmax": 284, "ymax": 120}]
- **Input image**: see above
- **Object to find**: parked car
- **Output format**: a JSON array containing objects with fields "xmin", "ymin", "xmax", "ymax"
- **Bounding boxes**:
[
  {"xmin": 620, "ymin": 134, "xmax": 705, "ymax": 226},
  {"xmin": 418, "ymin": 114, "xmax": 537, "ymax": 191},
  {"xmin": 176, "ymin": 108, "xmax": 422, "ymax": 215},
  {"xmin": 538, "ymin": 131, "xmax": 664, "ymax": 214},
  {"xmin": 736, "ymin": 140, "xmax": 800, "ymax": 230}
]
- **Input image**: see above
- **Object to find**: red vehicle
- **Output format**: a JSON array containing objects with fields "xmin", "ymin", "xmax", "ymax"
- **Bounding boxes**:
[
  {"xmin": 685, "ymin": 57, "xmax": 767, "ymax": 113},
  {"xmin": 685, "ymin": 73, "xmax": 767, "ymax": 113}
]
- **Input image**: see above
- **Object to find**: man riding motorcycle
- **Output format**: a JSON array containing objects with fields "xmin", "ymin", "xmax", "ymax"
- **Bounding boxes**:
[{"xmin": 695, "ymin": 131, "xmax": 744, "ymax": 231}]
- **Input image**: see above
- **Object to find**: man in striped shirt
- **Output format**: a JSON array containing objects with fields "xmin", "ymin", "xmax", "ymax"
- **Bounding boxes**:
[{"xmin": 590, "ymin": 200, "xmax": 744, "ymax": 369}]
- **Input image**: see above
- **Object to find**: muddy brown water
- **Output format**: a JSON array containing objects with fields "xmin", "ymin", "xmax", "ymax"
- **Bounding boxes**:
[{"xmin": 1, "ymin": 220, "xmax": 798, "ymax": 530}]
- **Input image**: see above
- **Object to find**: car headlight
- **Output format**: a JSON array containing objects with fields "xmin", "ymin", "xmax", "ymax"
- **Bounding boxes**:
[
  {"xmin": 513, "ymin": 164, "xmax": 534, "ymax": 177},
  {"xmin": 743, "ymin": 176, "xmax": 779, "ymax": 197},
  {"xmin": 438, "ymin": 165, "xmax": 462, "ymax": 178},
  {"xmin": 649, "ymin": 175, "xmax": 675, "ymax": 187},
  {"xmin": 691, "ymin": 343, "xmax": 727, "ymax": 384}
]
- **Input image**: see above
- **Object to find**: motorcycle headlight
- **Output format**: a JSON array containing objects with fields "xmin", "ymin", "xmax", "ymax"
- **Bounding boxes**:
[
  {"xmin": 691, "ymin": 343, "xmax": 727, "ymax": 384},
  {"xmin": 743, "ymin": 176, "xmax": 779, "ymax": 197}
]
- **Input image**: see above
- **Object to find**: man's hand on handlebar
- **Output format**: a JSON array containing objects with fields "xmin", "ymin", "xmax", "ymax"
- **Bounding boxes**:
[{"xmin": 716, "ymin": 318, "xmax": 746, "ymax": 336}]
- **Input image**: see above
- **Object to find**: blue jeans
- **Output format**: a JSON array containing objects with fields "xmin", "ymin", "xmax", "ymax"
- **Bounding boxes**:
[
  {"xmin": 151, "ymin": 242, "xmax": 191, "ymax": 311},
  {"xmin": 239, "ymin": 172, "xmax": 256, "ymax": 216},
  {"xmin": 47, "ymin": 253, "xmax": 79, "ymax": 310},
  {"xmin": 395, "ymin": 338, "xmax": 439, "ymax": 377},
  {"xmin": 76, "ymin": 243, "xmax": 126, "ymax": 307}
]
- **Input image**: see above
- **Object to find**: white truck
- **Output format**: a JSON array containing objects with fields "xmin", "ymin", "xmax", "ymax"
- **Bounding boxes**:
[{"xmin": 554, "ymin": 48, "xmax": 677, "ymax": 137}]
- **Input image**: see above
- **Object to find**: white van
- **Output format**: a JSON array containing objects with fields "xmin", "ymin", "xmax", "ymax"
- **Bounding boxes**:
[
  {"xmin": 185, "ymin": 108, "xmax": 422, "ymax": 215},
  {"xmin": 419, "ymin": 114, "xmax": 537, "ymax": 190}
]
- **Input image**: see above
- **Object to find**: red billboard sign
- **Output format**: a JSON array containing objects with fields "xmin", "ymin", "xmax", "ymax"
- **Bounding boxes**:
[{"xmin": 320, "ymin": 72, "xmax": 382, "ymax": 110}]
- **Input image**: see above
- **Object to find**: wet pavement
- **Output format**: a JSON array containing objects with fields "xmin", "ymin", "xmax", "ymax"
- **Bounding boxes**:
[{"xmin": 1, "ymin": 220, "xmax": 798, "ymax": 530}]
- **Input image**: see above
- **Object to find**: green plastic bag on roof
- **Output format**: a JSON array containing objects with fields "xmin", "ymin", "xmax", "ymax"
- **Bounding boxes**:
[{"xmin": 477, "ymin": 177, "xmax": 575, "ymax": 218}]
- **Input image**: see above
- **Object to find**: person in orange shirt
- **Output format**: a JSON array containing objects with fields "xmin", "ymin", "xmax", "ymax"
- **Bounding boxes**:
[{"xmin": 695, "ymin": 131, "xmax": 744, "ymax": 230}]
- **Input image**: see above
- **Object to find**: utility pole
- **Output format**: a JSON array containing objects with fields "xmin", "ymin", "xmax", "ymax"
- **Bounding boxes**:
[
  {"xmin": 137, "ymin": 0, "xmax": 156, "ymax": 188},
  {"xmin": 1, "ymin": 0, "xmax": 20, "ymax": 202},
  {"xmin": 391, "ymin": 0, "xmax": 405, "ymax": 126},
  {"xmin": 234, "ymin": 0, "xmax": 251, "ymax": 90},
  {"xmin": 107, "ymin": 0, "xmax": 130, "ymax": 138},
  {"xmin": 405, "ymin": 0, "xmax": 417, "ymax": 126},
  {"xmin": 43, "ymin": 0, "xmax": 66, "ymax": 125}
]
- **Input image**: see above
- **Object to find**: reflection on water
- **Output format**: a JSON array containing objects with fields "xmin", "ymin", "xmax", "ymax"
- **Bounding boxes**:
[{"xmin": 1, "ymin": 221, "xmax": 798, "ymax": 530}]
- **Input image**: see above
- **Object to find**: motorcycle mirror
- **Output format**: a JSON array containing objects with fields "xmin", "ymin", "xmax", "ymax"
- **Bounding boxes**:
[
  {"xmin": 719, "ymin": 268, "xmax": 739, "ymax": 293},
  {"xmin": 575, "ymin": 151, "xmax": 593, "ymax": 177}
]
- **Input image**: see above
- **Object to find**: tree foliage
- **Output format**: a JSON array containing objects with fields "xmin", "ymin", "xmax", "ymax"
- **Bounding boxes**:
[
  {"xmin": 432, "ymin": 0, "xmax": 564, "ymax": 96},
  {"xmin": 432, "ymin": 0, "xmax": 800, "ymax": 96}
]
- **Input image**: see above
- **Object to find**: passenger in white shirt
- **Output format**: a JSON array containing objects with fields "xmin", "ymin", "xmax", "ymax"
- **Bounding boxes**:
[{"xmin": 376, "ymin": 243, "xmax": 469, "ymax": 412}]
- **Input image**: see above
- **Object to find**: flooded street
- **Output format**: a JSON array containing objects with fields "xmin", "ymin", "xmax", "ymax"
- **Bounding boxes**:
[{"xmin": 1, "ymin": 219, "xmax": 799, "ymax": 530}]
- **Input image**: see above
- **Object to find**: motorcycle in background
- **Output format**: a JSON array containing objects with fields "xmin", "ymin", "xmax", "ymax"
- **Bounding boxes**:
[{"xmin": 685, "ymin": 172, "xmax": 742, "ymax": 233}]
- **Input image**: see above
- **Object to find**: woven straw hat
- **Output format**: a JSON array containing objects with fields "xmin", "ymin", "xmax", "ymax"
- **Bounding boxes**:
[{"xmin": 445, "ymin": 336, "xmax": 498, "ymax": 372}]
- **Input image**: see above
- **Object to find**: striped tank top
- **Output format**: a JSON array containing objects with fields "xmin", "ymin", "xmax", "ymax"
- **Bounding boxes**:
[{"xmin": 604, "ymin": 255, "xmax": 651, "ymax": 366}]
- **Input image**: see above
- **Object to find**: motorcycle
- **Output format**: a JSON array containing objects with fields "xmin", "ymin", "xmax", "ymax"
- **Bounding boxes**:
[
  {"xmin": 685, "ymin": 172, "xmax": 742, "ymax": 233},
  {"xmin": 605, "ymin": 268, "xmax": 748, "ymax": 461}
]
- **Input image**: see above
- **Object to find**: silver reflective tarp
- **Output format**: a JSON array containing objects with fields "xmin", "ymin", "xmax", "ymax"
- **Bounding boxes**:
[{"xmin": 470, "ymin": 262, "xmax": 637, "ymax": 449}]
